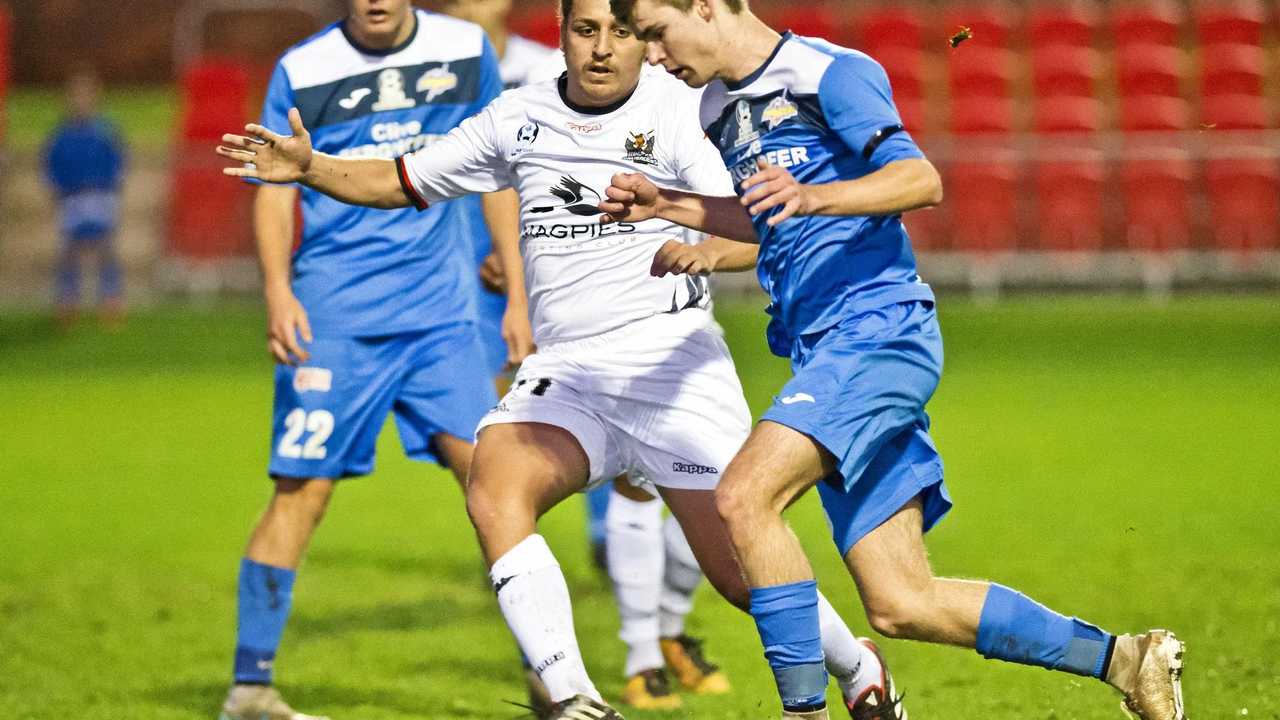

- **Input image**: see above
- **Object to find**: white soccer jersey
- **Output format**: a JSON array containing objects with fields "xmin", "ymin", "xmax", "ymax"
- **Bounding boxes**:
[
  {"xmin": 397, "ymin": 66, "xmax": 735, "ymax": 345},
  {"xmin": 499, "ymin": 34, "xmax": 564, "ymax": 89}
]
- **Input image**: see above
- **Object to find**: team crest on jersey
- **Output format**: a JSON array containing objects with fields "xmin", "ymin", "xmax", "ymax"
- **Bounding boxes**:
[
  {"xmin": 530, "ymin": 175, "xmax": 601, "ymax": 216},
  {"xmin": 416, "ymin": 63, "xmax": 458, "ymax": 102},
  {"xmin": 763, "ymin": 93, "xmax": 799, "ymax": 130},
  {"xmin": 623, "ymin": 130, "xmax": 658, "ymax": 166},
  {"xmin": 734, "ymin": 99, "xmax": 760, "ymax": 147},
  {"xmin": 372, "ymin": 69, "xmax": 416, "ymax": 111},
  {"xmin": 511, "ymin": 121, "xmax": 540, "ymax": 158}
]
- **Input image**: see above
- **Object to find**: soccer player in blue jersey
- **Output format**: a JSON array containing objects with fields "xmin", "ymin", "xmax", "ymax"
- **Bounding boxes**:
[
  {"xmin": 217, "ymin": 2, "xmax": 531, "ymax": 719},
  {"xmin": 602, "ymin": 2, "xmax": 1188, "ymax": 719},
  {"xmin": 42, "ymin": 69, "xmax": 126, "ymax": 326}
]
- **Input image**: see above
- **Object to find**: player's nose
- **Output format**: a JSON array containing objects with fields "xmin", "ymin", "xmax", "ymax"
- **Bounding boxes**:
[{"xmin": 645, "ymin": 41, "xmax": 665, "ymax": 65}]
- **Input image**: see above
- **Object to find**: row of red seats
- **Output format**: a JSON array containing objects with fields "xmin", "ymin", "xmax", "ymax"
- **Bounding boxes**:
[
  {"xmin": 752, "ymin": 0, "xmax": 1274, "ymax": 54},
  {"xmin": 911, "ymin": 152, "xmax": 1280, "ymax": 253}
]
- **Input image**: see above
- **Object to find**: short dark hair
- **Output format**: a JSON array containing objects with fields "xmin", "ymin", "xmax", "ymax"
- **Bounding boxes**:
[{"xmin": 610, "ymin": 0, "xmax": 746, "ymax": 25}]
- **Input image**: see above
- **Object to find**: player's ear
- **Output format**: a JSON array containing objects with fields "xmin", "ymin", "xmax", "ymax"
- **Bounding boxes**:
[{"xmin": 694, "ymin": 0, "xmax": 713, "ymax": 22}]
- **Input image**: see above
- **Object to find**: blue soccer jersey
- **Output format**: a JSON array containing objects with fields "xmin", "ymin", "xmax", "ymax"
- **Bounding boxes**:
[
  {"xmin": 259, "ymin": 9, "xmax": 501, "ymax": 336},
  {"xmin": 700, "ymin": 33, "xmax": 935, "ymax": 356}
]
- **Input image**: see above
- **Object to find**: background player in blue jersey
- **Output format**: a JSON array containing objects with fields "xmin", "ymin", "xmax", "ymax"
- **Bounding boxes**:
[
  {"xmin": 217, "ymin": 2, "xmax": 529, "ymax": 719},
  {"xmin": 603, "ymin": 2, "xmax": 1187, "ymax": 719},
  {"xmin": 42, "ymin": 69, "xmax": 126, "ymax": 327}
]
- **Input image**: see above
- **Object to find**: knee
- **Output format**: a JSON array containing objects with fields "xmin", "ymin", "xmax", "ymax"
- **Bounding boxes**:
[
  {"xmin": 270, "ymin": 478, "xmax": 333, "ymax": 528},
  {"xmin": 864, "ymin": 592, "xmax": 932, "ymax": 641}
]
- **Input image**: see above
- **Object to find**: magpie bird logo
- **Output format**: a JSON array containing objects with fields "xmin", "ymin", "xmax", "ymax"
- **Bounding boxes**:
[{"xmin": 531, "ymin": 175, "xmax": 602, "ymax": 216}]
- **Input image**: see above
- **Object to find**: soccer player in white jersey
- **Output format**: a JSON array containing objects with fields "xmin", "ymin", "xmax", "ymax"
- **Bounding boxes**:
[
  {"xmin": 602, "ymin": 1, "xmax": 1188, "ymax": 719},
  {"xmin": 214, "ymin": 3, "xmax": 530, "ymax": 720},
  {"xmin": 217, "ymin": 1, "xmax": 899, "ymax": 718}
]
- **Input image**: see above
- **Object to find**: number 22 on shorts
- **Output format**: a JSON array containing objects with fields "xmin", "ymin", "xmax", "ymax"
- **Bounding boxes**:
[{"xmin": 277, "ymin": 409, "xmax": 335, "ymax": 459}]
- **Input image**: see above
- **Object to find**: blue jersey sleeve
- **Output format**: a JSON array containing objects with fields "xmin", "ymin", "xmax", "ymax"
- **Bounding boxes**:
[
  {"xmin": 259, "ymin": 62, "xmax": 296, "ymax": 135},
  {"xmin": 818, "ymin": 53, "xmax": 923, "ymax": 169}
]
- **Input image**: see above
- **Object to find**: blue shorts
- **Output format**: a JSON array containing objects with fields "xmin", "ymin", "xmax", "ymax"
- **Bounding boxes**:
[
  {"xmin": 761, "ymin": 301, "xmax": 953, "ymax": 555},
  {"xmin": 476, "ymin": 289, "xmax": 509, "ymax": 378},
  {"xmin": 268, "ymin": 322, "xmax": 497, "ymax": 480}
]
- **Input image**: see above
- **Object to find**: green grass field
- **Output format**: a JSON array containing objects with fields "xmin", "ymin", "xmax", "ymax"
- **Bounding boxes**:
[{"xmin": 1, "ymin": 295, "xmax": 1277, "ymax": 719}]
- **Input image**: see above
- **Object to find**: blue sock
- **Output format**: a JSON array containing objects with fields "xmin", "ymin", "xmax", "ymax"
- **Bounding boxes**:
[
  {"xmin": 233, "ymin": 558, "xmax": 296, "ymax": 685},
  {"xmin": 585, "ymin": 483, "xmax": 611, "ymax": 546},
  {"xmin": 98, "ymin": 247, "xmax": 123, "ymax": 302},
  {"xmin": 750, "ymin": 580, "xmax": 828, "ymax": 711},
  {"xmin": 976, "ymin": 584, "xmax": 1115, "ymax": 679}
]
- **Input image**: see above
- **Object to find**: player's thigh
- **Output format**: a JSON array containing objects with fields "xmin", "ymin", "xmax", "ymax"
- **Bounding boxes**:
[
  {"xmin": 717, "ymin": 420, "xmax": 835, "ymax": 517},
  {"xmin": 470, "ymin": 421, "xmax": 591, "ymax": 519},
  {"xmin": 658, "ymin": 485, "xmax": 750, "ymax": 610},
  {"xmin": 392, "ymin": 322, "xmax": 498, "ymax": 475},
  {"xmin": 268, "ymin": 335, "xmax": 400, "ymax": 481}
]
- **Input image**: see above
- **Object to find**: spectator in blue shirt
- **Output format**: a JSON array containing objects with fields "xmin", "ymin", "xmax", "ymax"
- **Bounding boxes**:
[{"xmin": 42, "ymin": 70, "xmax": 126, "ymax": 325}]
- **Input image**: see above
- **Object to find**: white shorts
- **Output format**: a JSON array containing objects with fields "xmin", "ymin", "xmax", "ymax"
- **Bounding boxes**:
[{"xmin": 477, "ymin": 308, "xmax": 752, "ymax": 491}]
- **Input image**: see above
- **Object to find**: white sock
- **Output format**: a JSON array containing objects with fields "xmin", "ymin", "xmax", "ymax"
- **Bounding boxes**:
[
  {"xmin": 658, "ymin": 513, "xmax": 703, "ymax": 639},
  {"xmin": 490, "ymin": 534, "xmax": 600, "ymax": 702},
  {"xmin": 818, "ymin": 591, "xmax": 883, "ymax": 701},
  {"xmin": 605, "ymin": 488, "xmax": 666, "ymax": 677}
]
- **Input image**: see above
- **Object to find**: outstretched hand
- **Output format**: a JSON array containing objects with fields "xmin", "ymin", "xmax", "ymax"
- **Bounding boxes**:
[
  {"xmin": 217, "ymin": 107, "xmax": 314, "ymax": 184},
  {"xmin": 740, "ymin": 156, "xmax": 812, "ymax": 226},
  {"xmin": 599, "ymin": 172, "xmax": 661, "ymax": 224}
]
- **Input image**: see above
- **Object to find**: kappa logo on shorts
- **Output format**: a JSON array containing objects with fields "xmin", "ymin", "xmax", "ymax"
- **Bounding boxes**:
[
  {"xmin": 673, "ymin": 461, "xmax": 719, "ymax": 475},
  {"xmin": 780, "ymin": 392, "xmax": 816, "ymax": 405},
  {"xmin": 293, "ymin": 367, "xmax": 333, "ymax": 393}
]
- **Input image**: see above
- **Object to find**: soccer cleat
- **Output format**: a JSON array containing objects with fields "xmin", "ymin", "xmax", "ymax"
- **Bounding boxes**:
[
  {"xmin": 659, "ymin": 634, "xmax": 731, "ymax": 694},
  {"xmin": 547, "ymin": 694, "xmax": 625, "ymax": 720},
  {"xmin": 619, "ymin": 668, "xmax": 683, "ymax": 710},
  {"xmin": 843, "ymin": 639, "xmax": 907, "ymax": 720},
  {"xmin": 1109, "ymin": 630, "xmax": 1187, "ymax": 720},
  {"xmin": 218, "ymin": 684, "xmax": 330, "ymax": 720}
]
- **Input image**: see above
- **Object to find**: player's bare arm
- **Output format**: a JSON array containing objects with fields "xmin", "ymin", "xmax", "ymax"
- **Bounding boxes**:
[
  {"xmin": 601, "ymin": 172, "xmax": 759, "ymax": 243},
  {"xmin": 218, "ymin": 108, "xmax": 409, "ymax": 209},
  {"xmin": 649, "ymin": 236, "xmax": 758, "ymax": 278},
  {"xmin": 481, "ymin": 188, "xmax": 535, "ymax": 366},
  {"xmin": 740, "ymin": 156, "xmax": 943, "ymax": 226},
  {"xmin": 253, "ymin": 184, "xmax": 312, "ymax": 365}
]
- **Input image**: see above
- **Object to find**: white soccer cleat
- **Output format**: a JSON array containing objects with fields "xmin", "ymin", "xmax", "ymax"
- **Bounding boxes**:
[
  {"xmin": 218, "ymin": 684, "xmax": 330, "ymax": 720},
  {"xmin": 1110, "ymin": 630, "xmax": 1187, "ymax": 720},
  {"xmin": 546, "ymin": 694, "xmax": 625, "ymax": 720}
]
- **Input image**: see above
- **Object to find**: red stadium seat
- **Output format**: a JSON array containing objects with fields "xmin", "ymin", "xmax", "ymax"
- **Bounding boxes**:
[
  {"xmin": 1116, "ymin": 44, "xmax": 1186, "ymax": 99},
  {"xmin": 1032, "ymin": 44, "xmax": 1102, "ymax": 98},
  {"xmin": 1205, "ymin": 157, "xmax": 1280, "ymax": 251},
  {"xmin": 941, "ymin": 3, "xmax": 1018, "ymax": 49},
  {"xmin": 856, "ymin": 5, "xmax": 927, "ymax": 54},
  {"xmin": 1029, "ymin": 1, "xmax": 1101, "ymax": 48},
  {"xmin": 1035, "ymin": 159, "xmax": 1108, "ymax": 251},
  {"xmin": 1201, "ymin": 93, "xmax": 1269, "ymax": 129},
  {"xmin": 1200, "ymin": 43, "xmax": 1266, "ymax": 98},
  {"xmin": 759, "ymin": 3, "xmax": 835, "ymax": 39},
  {"xmin": 1195, "ymin": 0, "xmax": 1266, "ymax": 46},
  {"xmin": 895, "ymin": 95, "xmax": 927, "ymax": 136},
  {"xmin": 945, "ymin": 159, "xmax": 1022, "ymax": 253},
  {"xmin": 874, "ymin": 45, "xmax": 926, "ymax": 99},
  {"xmin": 508, "ymin": 2, "xmax": 561, "ymax": 48},
  {"xmin": 1122, "ymin": 156, "xmax": 1196, "ymax": 251},
  {"xmin": 950, "ymin": 96, "xmax": 1015, "ymax": 134},
  {"xmin": 948, "ymin": 46, "xmax": 1014, "ymax": 98},
  {"xmin": 1112, "ymin": 0, "xmax": 1186, "ymax": 47},
  {"xmin": 1120, "ymin": 95, "xmax": 1192, "ymax": 132},
  {"xmin": 1035, "ymin": 96, "xmax": 1105, "ymax": 134}
]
